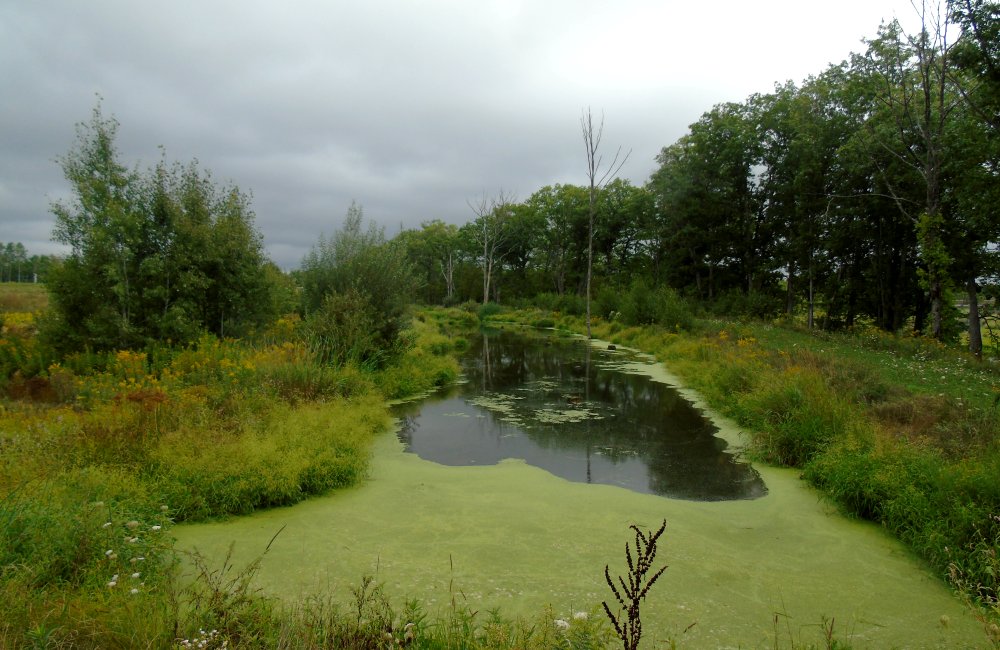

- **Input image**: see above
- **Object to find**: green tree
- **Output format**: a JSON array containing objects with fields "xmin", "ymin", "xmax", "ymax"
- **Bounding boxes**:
[
  {"xmin": 855, "ymin": 13, "xmax": 964, "ymax": 338},
  {"xmin": 48, "ymin": 105, "xmax": 278, "ymax": 351},
  {"xmin": 948, "ymin": 0, "xmax": 1000, "ymax": 355},
  {"xmin": 397, "ymin": 220, "xmax": 461, "ymax": 304},
  {"xmin": 521, "ymin": 184, "xmax": 589, "ymax": 296},
  {"xmin": 300, "ymin": 202, "xmax": 417, "ymax": 365},
  {"xmin": 648, "ymin": 102, "xmax": 771, "ymax": 302}
]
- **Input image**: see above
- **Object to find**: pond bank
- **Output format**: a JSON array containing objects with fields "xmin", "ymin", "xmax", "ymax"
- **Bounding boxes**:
[{"xmin": 175, "ymin": 325, "xmax": 986, "ymax": 648}]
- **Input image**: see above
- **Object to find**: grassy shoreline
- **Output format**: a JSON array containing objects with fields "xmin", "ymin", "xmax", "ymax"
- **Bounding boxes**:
[
  {"xmin": 0, "ymin": 303, "xmax": 463, "ymax": 648},
  {"xmin": 485, "ymin": 306, "xmax": 1000, "ymax": 633},
  {"xmin": 3, "ymin": 291, "xmax": 999, "ymax": 647}
]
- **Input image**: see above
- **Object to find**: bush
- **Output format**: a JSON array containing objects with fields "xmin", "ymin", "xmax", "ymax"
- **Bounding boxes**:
[
  {"xmin": 302, "ymin": 289, "xmax": 381, "ymax": 367},
  {"xmin": 619, "ymin": 279, "xmax": 695, "ymax": 331},
  {"xmin": 531, "ymin": 292, "xmax": 586, "ymax": 315},
  {"xmin": 299, "ymin": 203, "xmax": 417, "ymax": 363},
  {"xmin": 477, "ymin": 301, "xmax": 503, "ymax": 321},
  {"xmin": 706, "ymin": 288, "xmax": 783, "ymax": 321},
  {"xmin": 594, "ymin": 285, "xmax": 623, "ymax": 319}
]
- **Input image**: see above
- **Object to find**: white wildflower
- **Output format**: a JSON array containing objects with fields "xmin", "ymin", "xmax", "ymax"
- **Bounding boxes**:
[
  {"xmin": 131, "ymin": 572, "xmax": 141, "ymax": 579},
  {"xmin": 102, "ymin": 521, "xmax": 112, "ymax": 529},
  {"xmin": 554, "ymin": 619, "xmax": 570, "ymax": 631},
  {"xmin": 151, "ymin": 525, "xmax": 162, "ymax": 532}
]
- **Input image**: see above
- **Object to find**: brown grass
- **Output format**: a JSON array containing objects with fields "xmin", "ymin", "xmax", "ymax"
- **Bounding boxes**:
[{"xmin": 0, "ymin": 282, "xmax": 49, "ymax": 313}]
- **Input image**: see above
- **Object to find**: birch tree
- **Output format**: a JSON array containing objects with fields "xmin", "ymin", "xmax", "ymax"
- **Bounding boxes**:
[{"xmin": 468, "ymin": 189, "xmax": 515, "ymax": 304}]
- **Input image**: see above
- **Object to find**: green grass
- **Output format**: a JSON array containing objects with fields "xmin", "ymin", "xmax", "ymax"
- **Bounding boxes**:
[
  {"xmin": 485, "ymin": 306, "xmax": 1000, "ymax": 624},
  {"xmin": 0, "ymin": 293, "xmax": 468, "ymax": 647},
  {"xmin": 2, "ymin": 287, "xmax": 993, "ymax": 646}
]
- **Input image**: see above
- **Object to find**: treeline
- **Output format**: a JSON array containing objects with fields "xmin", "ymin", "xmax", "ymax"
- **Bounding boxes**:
[
  {"xmin": 39, "ymin": 106, "xmax": 413, "ymax": 370},
  {"xmin": 37, "ymin": 3, "xmax": 999, "ymax": 362},
  {"xmin": 0, "ymin": 242, "xmax": 58, "ymax": 283},
  {"xmin": 43, "ymin": 106, "xmax": 297, "ymax": 353},
  {"xmin": 396, "ymin": 1, "xmax": 1000, "ymax": 354}
]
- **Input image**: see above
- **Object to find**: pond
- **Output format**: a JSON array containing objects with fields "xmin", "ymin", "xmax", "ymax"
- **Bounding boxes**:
[
  {"xmin": 393, "ymin": 329, "xmax": 766, "ymax": 501},
  {"xmin": 174, "ymin": 327, "xmax": 986, "ymax": 648}
]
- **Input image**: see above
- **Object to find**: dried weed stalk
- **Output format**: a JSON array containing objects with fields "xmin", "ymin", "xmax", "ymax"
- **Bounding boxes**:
[{"xmin": 602, "ymin": 519, "xmax": 668, "ymax": 650}]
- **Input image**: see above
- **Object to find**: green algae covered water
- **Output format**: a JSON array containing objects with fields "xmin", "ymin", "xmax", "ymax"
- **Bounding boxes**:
[{"xmin": 174, "ymin": 330, "xmax": 989, "ymax": 648}]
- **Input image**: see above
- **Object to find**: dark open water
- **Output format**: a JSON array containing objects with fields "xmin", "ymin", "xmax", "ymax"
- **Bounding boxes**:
[{"xmin": 392, "ymin": 328, "xmax": 766, "ymax": 501}]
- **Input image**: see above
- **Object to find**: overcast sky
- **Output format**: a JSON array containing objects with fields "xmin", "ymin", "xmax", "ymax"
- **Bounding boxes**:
[{"xmin": 2, "ymin": 0, "xmax": 918, "ymax": 269}]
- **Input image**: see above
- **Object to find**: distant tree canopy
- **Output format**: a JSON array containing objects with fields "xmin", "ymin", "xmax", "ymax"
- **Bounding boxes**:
[
  {"xmin": 47, "ymin": 105, "xmax": 280, "ymax": 352},
  {"xmin": 394, "ymin": 4, "xmax": 999, "ymax": 353},
  {"xmin": 0, "ymin": 243, "xmax": 58, "ymax": 283}
]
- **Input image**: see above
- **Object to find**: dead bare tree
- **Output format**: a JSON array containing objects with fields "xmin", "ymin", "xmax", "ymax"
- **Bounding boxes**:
[
  {"xmin": 468, "ymin": 189, "xmax": 516, "ymax": 304},
  {"xmin": 582, "ymin": 108, "xmax": 630, "ymax": 338}
]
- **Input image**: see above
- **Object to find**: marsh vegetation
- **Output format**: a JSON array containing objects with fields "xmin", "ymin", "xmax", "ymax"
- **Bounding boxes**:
[{"xmin": 3, "ymin": 5, "xmax": 1000, "ymax": 641}]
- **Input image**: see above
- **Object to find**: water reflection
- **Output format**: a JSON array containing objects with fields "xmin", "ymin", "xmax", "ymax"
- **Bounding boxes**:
[{"xmin": 393, "ymin": 329, "xmax": 766, "ymax": 501}]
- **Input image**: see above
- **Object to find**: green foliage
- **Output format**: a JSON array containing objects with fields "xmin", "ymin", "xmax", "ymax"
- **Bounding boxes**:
[
  {"xmin": 0, "ymin": 301, "xmax": 472, "ymax": 645},
  {"xmin": 557, "ymin": 308, "xmax": 1000, "ymax": 615},
  {"xmin": 732, "ymin": 370, "xmax": 854, "ymax": 466},
  {"xmin": 531, "ymin": 291, "xmax": 587, "ymax": 315},
  {"xmin": 303, "ymin": 288, "xmax": 382, "ymax": 367},
  {"xmin": 619, "ymin": 279, "xmax": 695, "ymax": 332},
  {"xmin": 47, "ymin": 105, "xmax": 281, "ymax": 353},
  {"xmin": 301, "ymin": 203, "xmax": 418, "ymax": 368},
  {"xmin": 705, "ymin": 288, "xmax": 783, "ymax": 321},
  {"xmin": 477, "ymin": 301, "xmax": 503, "ymax": 322}
]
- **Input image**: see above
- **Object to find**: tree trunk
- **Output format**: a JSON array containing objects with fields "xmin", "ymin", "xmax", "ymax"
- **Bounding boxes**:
[
  {"xmin": 482, "ymin": 234, "xmax": 490, "ymax": 304},
  {"xmin": 786, "ymin": 262, "xmax": 796, "ymax": 316},
  {"xmin": 967, "ymin": 277, "xmax": 982, "ymax": 358},
  {"xmin": 586, "ymin": 195, "xmax": 594, "ymax": 339},
  {"xmin": 808, "ymin": 273, "xmax": 815, "ymax": 330},
  {"xmin": 930, "ymin": 278, "xmax": 943, "ymax": 339}
]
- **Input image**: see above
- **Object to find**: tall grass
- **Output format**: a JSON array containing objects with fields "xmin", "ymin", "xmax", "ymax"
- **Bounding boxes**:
[
  {"xmin": 0, "ymin": 296, "xmax": 467, "ymax": 646},
  {"xmin": 0, "ymin": 282, "xmax": 49, "ymax": 313},
  {"xmin": 497, "ymin": 306, "xmax": 1000, "ymax": 619}
]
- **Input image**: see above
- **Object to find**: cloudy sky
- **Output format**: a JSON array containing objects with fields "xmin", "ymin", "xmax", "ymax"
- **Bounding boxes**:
[{"xmin": 2, "ymin": 0, "xmax": 917, "ymax": 269}]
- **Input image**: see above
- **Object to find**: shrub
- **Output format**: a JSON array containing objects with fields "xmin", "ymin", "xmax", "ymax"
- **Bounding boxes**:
[
  {"xmin": 531, "ymin": 292, "xmax": 586, "ymax": 315},
  {"xmin": 707, "ymin": 288, "xmax": 783, "ymax": 321},
  {"xmin": 654, "ymin": 286, "xmax": 696, "ymax": 332},
  {"xmin": 477, "ymin": 301, "xmax": 503, "ymax": 321},
  {"xmin": 302, "ymin": 289, "xmax": 381, "ymax": 367},
  {"xmin": 299, "ymin": 203, "xmax": 417, "ymax": 362},
  {"xmin": 619, "ymin": 279, "xmax": 695, "ymax": 332},
  {"xmin": 594, "ymin": 285, "xmax": 623, "ymax": 319}
]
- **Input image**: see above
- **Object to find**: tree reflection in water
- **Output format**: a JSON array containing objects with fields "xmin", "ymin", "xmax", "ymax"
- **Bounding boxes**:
[{"xmin": 393, "ymin": 329, "xmax": 766, "ymax": 501}]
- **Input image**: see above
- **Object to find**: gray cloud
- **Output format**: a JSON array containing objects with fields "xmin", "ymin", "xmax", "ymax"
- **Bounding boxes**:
[{"xmin": 1, "ymin": 0, "xmax": 908, "ymax": 269}]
